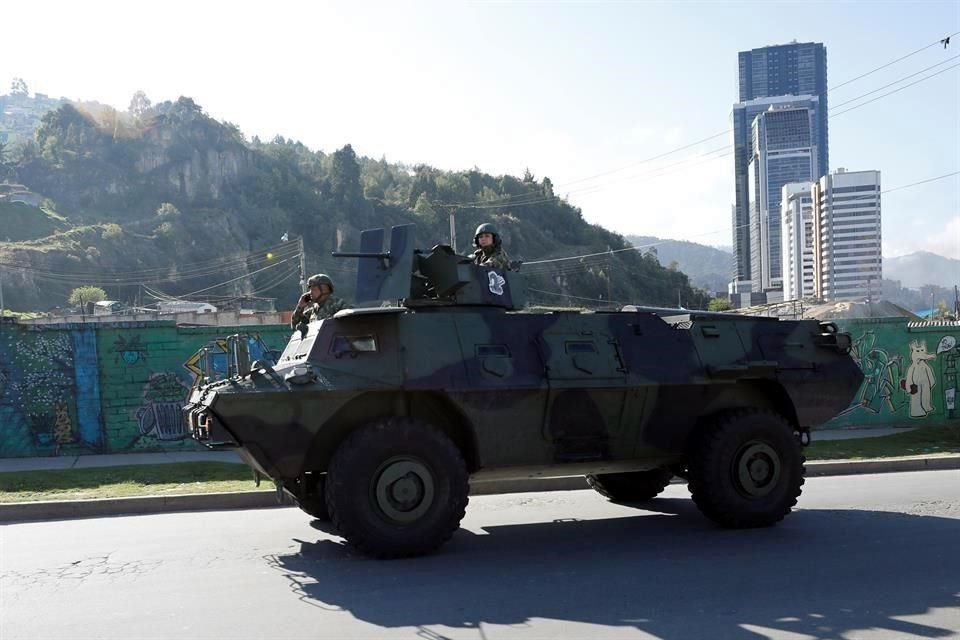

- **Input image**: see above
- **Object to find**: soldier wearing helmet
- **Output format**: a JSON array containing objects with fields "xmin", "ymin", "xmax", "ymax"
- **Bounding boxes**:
[
  {"xmin": 291, "ymin": 273, "xmax": 348, "ymax": 329},
  {"xmin": 472, "ymin": 223, "xmax": 512, "ymax": 271}
]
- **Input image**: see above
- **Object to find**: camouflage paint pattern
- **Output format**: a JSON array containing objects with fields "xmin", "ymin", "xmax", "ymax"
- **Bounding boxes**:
[{"xmin": 186, "ymin": 225, "xmax": 863, "ymax": 485}]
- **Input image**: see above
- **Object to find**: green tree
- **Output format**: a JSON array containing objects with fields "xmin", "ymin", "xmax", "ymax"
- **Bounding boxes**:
[
  {"xmin": 128, "ymin": 90, "xmax": 152, "ymax": 120},
  {"xmin": 708, "ymin": 297, "xmax": 734, "ymax": 312},
  {"xmin": 68, "ymin": 286, "xmax": 108, "ymax": 307},
  {"xmin": 156, "ymin": 202, "xmax": 181, "ymax": 218},
  {"xmin": 10, "ymin": 78, "xmax": 28, "ymax": 96},
  {"xmin": 327, "ymin": 144, "xmax": 365, "ymax": 214}
]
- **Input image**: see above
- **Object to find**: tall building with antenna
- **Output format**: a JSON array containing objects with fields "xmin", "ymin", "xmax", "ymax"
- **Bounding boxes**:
[{"xmin": 731, "ymin": 41, "xmax": 828, "ymax": 291}]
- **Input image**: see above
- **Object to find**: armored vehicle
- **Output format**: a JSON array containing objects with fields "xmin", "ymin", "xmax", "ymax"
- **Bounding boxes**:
[{"xmin": 185, "ymin": 225, "xmax": 863, "ymax": 558}]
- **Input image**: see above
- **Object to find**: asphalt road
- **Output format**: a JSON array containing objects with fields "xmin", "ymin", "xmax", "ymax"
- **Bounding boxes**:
[{"xmin": 2, "ymin": 471, "xmax": 959, "ymax": 640}]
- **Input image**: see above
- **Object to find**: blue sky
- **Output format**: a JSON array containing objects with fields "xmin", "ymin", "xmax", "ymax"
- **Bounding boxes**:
[{"xmin": 3, "ymin": 1, "xmax": 958, "ymax": 258}]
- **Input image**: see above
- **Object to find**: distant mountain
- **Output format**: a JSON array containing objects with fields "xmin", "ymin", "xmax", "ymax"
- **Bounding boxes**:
[
  {"xmin": 885, "ymin": 251, "xmax": 960, "ymax": 289},
  {"xmin": 626, "ymin": 235, "xmax": 732, "ymax": 293}
]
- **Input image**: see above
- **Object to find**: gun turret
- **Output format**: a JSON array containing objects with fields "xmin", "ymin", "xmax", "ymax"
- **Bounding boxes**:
[{"xmin": 333, "ymin": 224, "xmax": 525, "ymax": 310}]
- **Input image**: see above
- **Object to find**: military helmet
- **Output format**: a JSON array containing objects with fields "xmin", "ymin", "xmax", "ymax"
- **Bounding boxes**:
[
  {"xmin": 307, "ymin": 273, "xmax": 334, "ymax": 292},
  {"xmin": 473, "ymin": 222, "xmax": 500, "ymax": 247}
]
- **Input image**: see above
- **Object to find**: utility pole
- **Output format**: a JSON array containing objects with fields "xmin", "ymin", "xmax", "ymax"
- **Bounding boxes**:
[
  {"xmin": 298, "ymin": 236, "xmax": 306, "ymax": 293},
  {"xmin": 0, "ymin": 270, "xmax": 4, "ymax": 319},
  {"xmin": 954, "ymin": 284, "xmax": 959, "ymax": 317},
  {"xmin": 449, "ymin": 211, "xmax": 457, "ymax": 253}
]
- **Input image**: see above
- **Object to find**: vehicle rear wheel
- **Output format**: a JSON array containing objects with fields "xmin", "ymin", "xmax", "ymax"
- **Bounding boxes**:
[
  {"xmin": 325, "ymin": 417, "xmax": 469, "ymax": 558},
  {"xmin": 687, "ymin": 409, "xmax": 804, "ymax": 528},
  {"xmin": 585, "ymin": 469, "xmax": 673, "ymax": 502}
]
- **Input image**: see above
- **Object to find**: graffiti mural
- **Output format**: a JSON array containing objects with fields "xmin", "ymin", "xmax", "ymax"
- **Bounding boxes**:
[
  {"xmin": 113, "ymin": 334, "xmax": 149, "ymax": 366},
  {"xmin": 839, "ymin": 331, "xmax": 906, "ymax": 417},
  {"xmin": 905, "ymin": 340, "xmax": 937, "ymax": 418},
  {"xmin": 136, "ymin": 372, "xmax": 190, "ymax": 441},
  {"xmin": 183, "ymin": 334, "xmax": 280, "ymax": 389},
  {"xmin": 825, "ymin": 318, "xmax": 960, "ymax": 429},
  {"xmin": 5, "ymin": 333, "xmax": 79, "ymax": 451},
  {"xmin": 938, "ymin": 336, "xmax": 958, "ymax": 420},
  {"xmin": 0, "ymin": 322, "xmax": 292, "ymax": 458}
]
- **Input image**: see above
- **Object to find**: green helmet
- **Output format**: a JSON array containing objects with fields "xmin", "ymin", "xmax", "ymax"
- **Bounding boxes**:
[
  {"xmin": 307, "ymin": 273, "xmax": 334, "ymax": 292},
  {"xmin": 473, "ymin": 223, "xmax": 500, "ymax": 248}
]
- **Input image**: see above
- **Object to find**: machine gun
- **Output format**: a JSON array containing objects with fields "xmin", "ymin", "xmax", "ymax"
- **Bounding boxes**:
[{"xmin": 332, "ymin": 224, "xmax": 526, "ymax": 310}]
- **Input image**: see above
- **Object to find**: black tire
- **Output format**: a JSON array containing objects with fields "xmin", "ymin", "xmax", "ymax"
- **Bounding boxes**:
[
  {"xmin": 586, "ymin": 469, "xmax": 673, "ymax": 502},
  {"xmin": 297, "ymin": 475, "xmax": 329, "ymax": 521},
  {"xmin": 325, "ymin": 417, "xmax": 469, "ymax": 558},
  {"xmin": 282, "ymin": 474, "xmax": 330, "ymax": 521},
  {"xmin": 687, "ymin": 409, "xmax": 805, "ymax": 528}
]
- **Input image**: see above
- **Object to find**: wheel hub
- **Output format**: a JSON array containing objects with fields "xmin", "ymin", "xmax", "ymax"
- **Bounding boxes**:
[
  {"xmin": 374, "ymin": 457, "xmax": 436, "ymax": 524},
  {"xmin": 734, "ymin": 441, "xmax": 781, "ymax": 497}
]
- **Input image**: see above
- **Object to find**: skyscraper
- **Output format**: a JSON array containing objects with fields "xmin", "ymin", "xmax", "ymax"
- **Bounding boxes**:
[
  {"xmin": 732, "ymin": 41, "xmax": 828, "ymax": 286},
  {"xmin": 812, "ymin": 169, "xmax": 882, "ymax": 301},
  {"xmin": 781, "ymin": 182, "xmax": 815, "ymax": 301},
  {"xmin": 748, "ymin": 103, "xmax": 818, "ymax": 291}
]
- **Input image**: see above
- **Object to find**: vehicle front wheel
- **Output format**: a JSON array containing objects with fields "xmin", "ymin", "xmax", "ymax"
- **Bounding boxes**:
[
  {"xmin": 687, "ymin": 409, "xmax": 804, "ymax": 528},
  {"xmin": 325, "ymin": 417, "xmax": 470, "ymax": 558},
  {"xmin": 585, "ymin": 469, "xmax": 673, "ymax": 503},
  {"xmin": 284, "ymin": 474, "xmax": 330, "ymax": 521}
]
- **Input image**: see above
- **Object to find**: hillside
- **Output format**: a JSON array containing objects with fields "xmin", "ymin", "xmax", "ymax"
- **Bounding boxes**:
[
  {"xmin": 0, "ymin": 95, "xmax": 710, "ymax": 312},
  {"xmin": 885, "ymin": 251, "xmax": 960, "ymax": 290},
  {"xmin": 626, "ymin": 235, "xmax": 732, "ymax": 293},
  {"xmin": 0, "ymin": 85, "xmax": 64, "ymax": 147}
]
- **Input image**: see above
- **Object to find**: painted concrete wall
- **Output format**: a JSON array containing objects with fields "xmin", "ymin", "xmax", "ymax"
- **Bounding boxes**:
[
  {"xmin": 0, "ymin": 321, "xmax": 291, "ymax": 457},
  {"xmin": 1, "ymin": 316, "xmax": 956, "ymax": 458},
  {"xmin": 823, "ymin": 318, "xmax": 959, "ymax": 428}
]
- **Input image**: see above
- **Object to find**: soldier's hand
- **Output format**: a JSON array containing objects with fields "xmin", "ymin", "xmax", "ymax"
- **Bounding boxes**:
[{"xmin": 297, "ymin": 293, "xmax": 310, "ymax": 309}]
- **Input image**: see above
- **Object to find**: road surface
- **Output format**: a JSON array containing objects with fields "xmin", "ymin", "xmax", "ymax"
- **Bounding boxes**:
[{"xmin": 2, "ymin": 471, "xmax": 959, "ymax": 639}]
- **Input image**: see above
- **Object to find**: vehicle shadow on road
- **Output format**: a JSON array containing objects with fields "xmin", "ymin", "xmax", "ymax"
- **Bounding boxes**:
[{"xmin": 267, "ymin": 501, "xmax": 960, "ymax": 639}]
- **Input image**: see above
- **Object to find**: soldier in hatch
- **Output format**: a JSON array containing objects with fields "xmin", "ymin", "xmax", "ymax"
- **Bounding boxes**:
[
  {"xmin": 291, "ymin": 273, "xmax": 348, "ymax": 329},
  {"xmin": 471, "ymin": 223, "xmax": 513, "ymax": 271}
]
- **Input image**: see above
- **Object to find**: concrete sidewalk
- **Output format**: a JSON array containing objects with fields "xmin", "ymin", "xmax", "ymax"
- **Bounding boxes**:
[
  {"xmin": 0, "ymin": 426, "xmax": 917, "ymax": 473},
  {"xmin": 0, "ymin": 450, "xmax": 242, "ymax": 473}
]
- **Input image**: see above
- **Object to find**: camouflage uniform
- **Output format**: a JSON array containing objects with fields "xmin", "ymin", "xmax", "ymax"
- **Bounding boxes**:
[
  {"xmin": 472, "ymin": 222, "xmax": 513, "ymax": 271},
  {"xmin": 291, "ymin": 296, "xmax": 347, "ymax": 328},
  {"xmin": 473, "ymin": 246, "xmax": 512, "ymax": 271},
  {"xmin": 291, "ymin": 273, "xmax": 349, "ymax": 329}
]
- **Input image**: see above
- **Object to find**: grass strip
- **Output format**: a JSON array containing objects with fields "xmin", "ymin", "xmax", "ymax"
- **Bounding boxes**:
[
  {"xmin": 807, "ymin": 425, "xmax": 960, "ymax": 460},
  {"xmin": 0, "ymin": 462, "xmax": 269, "ymax": 503}
]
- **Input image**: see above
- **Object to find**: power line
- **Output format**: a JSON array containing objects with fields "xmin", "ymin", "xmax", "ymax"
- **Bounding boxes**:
[
  {"xmin": 427, "ymin": 35, "xmax": 960, "ymax": 214},
  {"xmin": 520, "ymin": 170, "xmax": 958, "ymax": 270},
  {"xmin": 831, "ymin": 62, "xmax": 960, "ymax": 117},
  {"xmin": 831, "ymin": 54, "xmax": 960, "ymax": 109},
  {"xmin": 830, "ymin": 31, "xmax": 960, "ymax": 91},
  {"xmin": 0, "ymin": 240, "xmax": 302, "ymax": 286}
]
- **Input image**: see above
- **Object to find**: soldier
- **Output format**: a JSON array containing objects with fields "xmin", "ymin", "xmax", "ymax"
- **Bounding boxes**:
[
  {"xmin": 471, "ymin": 222, "xmax": 512, "ymax": 271},
  {"xmin": 291, "ymin": 273, "xmax": 348, "ymax": 329}
]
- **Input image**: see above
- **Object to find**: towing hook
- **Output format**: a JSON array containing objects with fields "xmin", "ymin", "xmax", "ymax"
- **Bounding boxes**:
[{"xmin": 795, "ymin": 429, "xmax": 812, "ymax": 447}]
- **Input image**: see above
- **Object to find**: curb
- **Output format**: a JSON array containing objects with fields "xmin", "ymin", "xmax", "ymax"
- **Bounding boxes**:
[{"xmin": 3, "ymin": 455, "xmax": 959, "ymax": 523}]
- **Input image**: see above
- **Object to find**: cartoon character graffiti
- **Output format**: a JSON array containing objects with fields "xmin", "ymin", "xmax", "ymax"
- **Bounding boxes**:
[
  {"xmin": 53, "ymin": 401, "xmax": 76, "ymax": 447},
  {"xmin": 938, "ymin": 336, "xmax": 958, "ymax": 419},
  {"xmin": 113, "ymin": 335, "xmax": 149, "ymax": 366},
  {"xmin": 136, "ymin": 373, "xmax": 190, "ymax": 441},
  {"xmin": 859, "ymin": 349, "xmax": 905, "ymax": 414},
  {"xmin": 839, "ymin": 332, "xmax": 906, "ymax": 417},
  {"xmin": 903, "ymin": 339, "xmax": 937, "ymax": 418}
]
